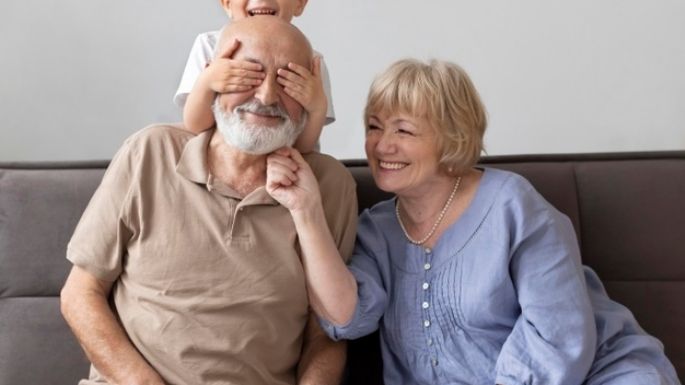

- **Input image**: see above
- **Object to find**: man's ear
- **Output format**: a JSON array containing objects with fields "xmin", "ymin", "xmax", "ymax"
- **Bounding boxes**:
[
  {"xmin": 220, "ymin": 0, "xmax": 232, "ymax": 17},
  {"xmin": 293, "ymin": 0, "xmax": 309, "ymax": 17}
]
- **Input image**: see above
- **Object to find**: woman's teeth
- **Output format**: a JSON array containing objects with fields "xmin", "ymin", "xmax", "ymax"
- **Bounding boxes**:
[{"xmin": 380, "ymin": 161, "xmax": 406, "ymax": 170}]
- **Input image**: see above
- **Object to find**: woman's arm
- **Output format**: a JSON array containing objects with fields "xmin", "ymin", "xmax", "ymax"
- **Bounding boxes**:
[
  {"xmin": 495, "ymin": 187, "xmax": 596, "ymax": 385},
  {"xmin": 266, "ymin": 148, "xmax": 358, "ymax": 325}
]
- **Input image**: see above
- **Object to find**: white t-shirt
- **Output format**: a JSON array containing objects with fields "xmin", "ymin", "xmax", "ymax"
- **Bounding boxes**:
[{"xmin": 174, "ymin": 29, "xmax": 335, "ymax": 125}]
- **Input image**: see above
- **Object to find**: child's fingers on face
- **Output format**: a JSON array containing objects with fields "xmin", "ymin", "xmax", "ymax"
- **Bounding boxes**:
[
  {"xmin": 219, "ymin": 84, "xmax": 255, "ymax": 93},
  {"xmin": 225, "ymin": 75, "xmax": 262, "ymax": 86},
  {"xmin": 226, "ymin": 68, "xmax": 265, "ymax": 80},
  {"xmin": 286, "ymin": 62, "xmax": 312, "ymax": 78},
  {"xmin": 215, "ymin": 60, "xmax": 264, "ymax": 79},
  {"xmin": 277, "ymin": 68, "xmax": 307, "ymax": 83},
  {"xmin": 281, "ymin": 86, "xmax": 310, "ymax": 106},
  {"xmin": 232, "ymin": 59, "xmax": 264, "ymax": 72},
  {"xmin": 277, "ymin": 76, "xmax": 305, "ymax": 93}
]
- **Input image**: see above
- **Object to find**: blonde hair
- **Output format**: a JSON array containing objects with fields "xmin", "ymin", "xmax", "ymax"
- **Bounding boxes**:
[{"xmin": 364, "ymin": 59, "xmax": 487, "ymax": 174}]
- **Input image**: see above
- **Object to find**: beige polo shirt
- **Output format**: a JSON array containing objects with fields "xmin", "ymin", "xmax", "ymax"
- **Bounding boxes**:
[{"xmin": 67, "ymin": 124, "xmax": 357, "ymax": 385}]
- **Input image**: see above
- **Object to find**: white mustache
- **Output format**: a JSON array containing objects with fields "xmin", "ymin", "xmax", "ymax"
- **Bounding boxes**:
[
  {"xmin": 212, "ymin": 97, "xmax": 306, "ymax": 155},
  {"xmin": 234, "ymin": 99, "xmax": 287, "ymax": 119}
]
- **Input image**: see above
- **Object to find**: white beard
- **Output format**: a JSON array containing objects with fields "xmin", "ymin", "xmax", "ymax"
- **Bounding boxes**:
[{"xmin": 213, "ymin": 98, "xmax": 306, "ymax": 155}]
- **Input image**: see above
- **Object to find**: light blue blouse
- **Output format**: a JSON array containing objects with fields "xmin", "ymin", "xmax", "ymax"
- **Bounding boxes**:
[{"xmin": 320, "ymin": 168, "xmax": 679, "ymax": 385}]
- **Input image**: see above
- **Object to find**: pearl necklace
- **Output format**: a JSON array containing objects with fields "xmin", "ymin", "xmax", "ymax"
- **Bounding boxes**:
[{"xmin": 395, "ymin": 177, "xmax": 462, "ymax": 245}]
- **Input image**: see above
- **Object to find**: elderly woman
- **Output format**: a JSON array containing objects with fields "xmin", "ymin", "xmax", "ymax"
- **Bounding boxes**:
[{"xmin": 265, "ymin": 59, "xmax": 680, "ymax": 384}]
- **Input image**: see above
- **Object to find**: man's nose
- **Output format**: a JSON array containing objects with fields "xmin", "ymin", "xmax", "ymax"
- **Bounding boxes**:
[{"xmin": 254, "ymin": 74, "xmax": 279, "ymax": 106}]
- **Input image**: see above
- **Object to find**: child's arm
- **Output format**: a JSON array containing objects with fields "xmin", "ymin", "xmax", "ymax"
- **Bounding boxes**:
[
  {"xmin": 183, "ymin": 39, "xmax": 265, "ymax": 133},
  {"xmin": 277, "ymin": 56, "xmax": 328, "ymax": 153}
]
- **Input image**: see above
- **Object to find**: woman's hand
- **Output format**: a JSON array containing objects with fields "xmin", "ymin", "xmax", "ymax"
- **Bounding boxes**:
[{"xmin": 266, "ymin": 147, "xmax": 321, "ymax": 213}]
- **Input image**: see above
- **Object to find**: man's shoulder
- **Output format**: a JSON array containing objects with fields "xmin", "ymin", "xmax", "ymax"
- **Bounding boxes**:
[
  {"xmin": 303, "ymin": 152, "xmax": 355, "ymax": 188},
  {"xmin": 126, "ymin": 123, "xmax": 192, "ymax": 144},
  {"xmin": 122, "ymin": 123, "xmax": 195, "ymax": 161}
]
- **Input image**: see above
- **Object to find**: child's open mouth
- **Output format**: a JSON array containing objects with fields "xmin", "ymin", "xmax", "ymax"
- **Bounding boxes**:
[{"xmin": 248, "ymin": 9, "xmax": 277, "ymax": 16}]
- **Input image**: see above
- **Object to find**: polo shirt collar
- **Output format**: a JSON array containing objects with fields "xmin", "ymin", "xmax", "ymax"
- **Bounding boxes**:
[{"xmin": 175, "ymin": 129, "xmax": 278, "ymax": 206}]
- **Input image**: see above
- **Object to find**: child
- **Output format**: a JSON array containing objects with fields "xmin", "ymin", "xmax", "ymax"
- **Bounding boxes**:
[{"xmin": 175, "ymin": 0, "xmax": 333, "ymax": 153}]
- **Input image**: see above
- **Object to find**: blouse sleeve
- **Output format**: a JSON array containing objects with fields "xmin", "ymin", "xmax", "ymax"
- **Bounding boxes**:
[
  {"xmin": 494, "ymin": 184, "xmax": 596, "ymax": 385},
  {"xmin": 319, "ymin": 210, "xmax": 388, "ymax": 340}
]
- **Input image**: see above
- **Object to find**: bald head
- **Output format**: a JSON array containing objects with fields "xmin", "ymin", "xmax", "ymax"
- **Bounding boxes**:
[
  {"xmin": 212, "ymin": 17, "xmax": 314, "ymax": 155},
  {"xmin": 217, "ymin": 17, "xmax": 313, "ymax": 68}
]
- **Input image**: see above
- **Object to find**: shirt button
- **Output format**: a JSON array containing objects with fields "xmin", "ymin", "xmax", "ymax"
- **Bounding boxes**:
[
  {"xmin": 422, "ymin": 282, "xmax": 430, "ymax": 290},
  {"xmin": 422, "ymin": 301, "xmax": 430, "ymax": 309},
  {"xmin": 427, "ymin": 338, "xmax": 433, "ymax": 346},
  {"xmin": 423, "ymin": 320, "xmax": 431, "ymax": 328},
  {"xmin": 431, "ymin": 358, "xmax": 439, "ymax": 367},
  {"xmin": 424, "ymin": 247, "xmax": 431, "ymax": 254},
  {"xmin": 424, "ymin": 263, "xmax": 431, "ymax": 270}
]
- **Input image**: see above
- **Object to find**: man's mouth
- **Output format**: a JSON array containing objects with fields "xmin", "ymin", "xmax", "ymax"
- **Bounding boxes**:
[
  {"xmin": 244, "ymin": 111, "xmax": 282, "ymax": 120},
  {"xmin": 379, "ymin": 161, "xmax": 407, "ymax": 170},
  {"xmin": 248, "ymin": 8, "xmax": 277, "ymax": 16}
]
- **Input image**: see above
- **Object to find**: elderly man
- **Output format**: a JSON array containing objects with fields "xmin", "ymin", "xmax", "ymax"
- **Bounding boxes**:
[{"xmin": 60, "ymin": 17, "xmax": 357, "ymax": 385}]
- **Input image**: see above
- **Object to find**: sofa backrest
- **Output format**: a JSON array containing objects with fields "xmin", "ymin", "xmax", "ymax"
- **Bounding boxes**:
[
  {"xmin": 0, "ymin": 161, "xmax": 106, "ymax": 385},
  {"xmin": 1, "ymin": 152, "xmax": 684, "ymax": 385}
]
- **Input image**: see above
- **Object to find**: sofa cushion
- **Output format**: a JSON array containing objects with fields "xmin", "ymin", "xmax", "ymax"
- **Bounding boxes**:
[{"xmin": 0, "ymin": 297, "xmax": 89, "ymax": 385}]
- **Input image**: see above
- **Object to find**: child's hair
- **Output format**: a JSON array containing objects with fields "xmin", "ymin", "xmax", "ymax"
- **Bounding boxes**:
[{"xmin": 364, "ymin": 59, "xmax": 487, "ymax": 173}]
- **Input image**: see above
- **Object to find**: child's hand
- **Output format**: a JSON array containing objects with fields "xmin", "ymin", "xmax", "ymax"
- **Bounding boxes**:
[
  {"xmin": 277, "ymin": 56, "xmax": 328, "ymax": 120},
  {"xmin": 202, "ymin": 39, "xmax": 265, "ymax": 94},
  {"xmin": 266, "ymin": 147, "xmax": 321, "ymax": 213}
]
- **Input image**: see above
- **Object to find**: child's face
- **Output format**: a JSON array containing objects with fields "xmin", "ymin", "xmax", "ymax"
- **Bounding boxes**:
[{"xmin": 221, "ymin": 0, "xmax": 308, "ymax": 22}]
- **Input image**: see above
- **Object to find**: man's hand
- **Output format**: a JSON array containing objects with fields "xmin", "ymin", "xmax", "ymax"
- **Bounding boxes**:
[
  {"xmin": 277, "ymin": 56, "xmax": 328, "ymax": 122},
  {"xmin": 200, "ymin": 38, "xmax": 265, "ymax": 94},
  {"xmin": 266, "ymin": 147, "xmax": 321, "ymax": 212}
]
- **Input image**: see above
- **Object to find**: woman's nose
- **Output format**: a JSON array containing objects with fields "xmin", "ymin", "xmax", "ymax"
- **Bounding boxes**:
[{"xmin": 374, "ymin": 131, "xmax": 396, "ymax": 154}]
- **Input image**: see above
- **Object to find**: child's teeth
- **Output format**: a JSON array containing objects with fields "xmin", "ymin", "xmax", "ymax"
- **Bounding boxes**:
[{"xmin": 250, "ymin": 9, "xmax": 276, "ymax": 15}]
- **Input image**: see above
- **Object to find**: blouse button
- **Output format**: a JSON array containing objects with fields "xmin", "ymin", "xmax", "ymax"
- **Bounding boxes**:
[
  {"xmin": 431, "ymin": 358, "xmax": 439, "ymax": 367},
  {"xmin": 422, "ymin": 282, "xmax": 430, "ymax": 290},
  {"xmin": 427, "ymin": 338, "xmax": 433, "ymax": 346},
  {"xmin": 423, "ymin": 263, "xmax": 431, "ymax": 271},
  {"xmin": 424, "ymin": 247, "xmax": 431, "ymax": 254},
  {"xmin": 423, "ymin": 320, "xmax": 431, "ymax": 328},
  {"xmin": 422, "ymin": 301, "xmax": 430, "ymax": 309}
]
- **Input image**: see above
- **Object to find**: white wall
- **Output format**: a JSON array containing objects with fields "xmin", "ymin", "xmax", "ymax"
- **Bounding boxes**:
[{"xmin": 1, "ymin": 0, "xmax": 684, "ymax": 161}]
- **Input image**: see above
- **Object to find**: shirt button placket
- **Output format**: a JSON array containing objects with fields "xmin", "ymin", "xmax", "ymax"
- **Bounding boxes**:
[{"xmin": 422, "ymin": 248, "xmax": 434, "ymax": 352}]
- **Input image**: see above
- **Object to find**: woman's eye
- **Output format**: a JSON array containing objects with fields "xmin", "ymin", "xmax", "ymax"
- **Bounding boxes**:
[
  {"xmin": 367, "ymin": 124, "xmax": 381, "ymax": 131},
  {"xmin": 395, "ymin": 128, "xmax": 413, "ymax": 136}
]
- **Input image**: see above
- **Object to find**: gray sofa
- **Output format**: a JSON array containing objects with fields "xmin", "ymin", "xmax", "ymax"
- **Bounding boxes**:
[{"xmin": 1, "ymin": 152, "xmax": 684, "ymax": 384}]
